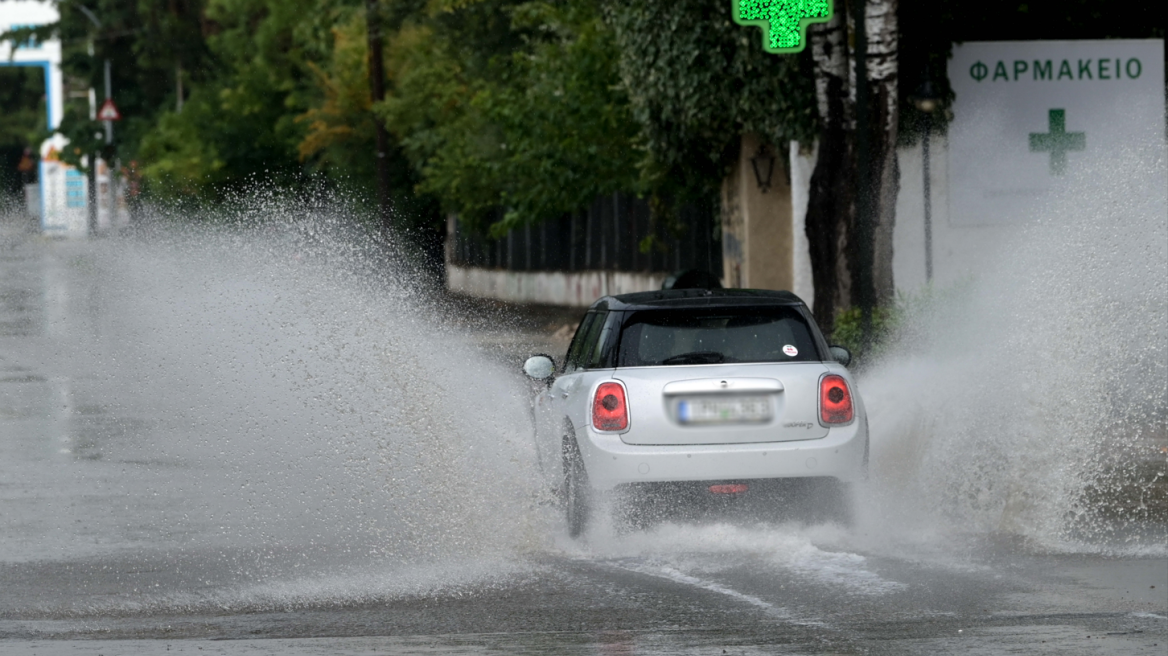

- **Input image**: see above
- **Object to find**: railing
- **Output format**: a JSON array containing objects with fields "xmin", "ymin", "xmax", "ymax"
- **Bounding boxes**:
[{"xmin": 449, "ymin": 192, "xmax": 722, "ymax": 275}]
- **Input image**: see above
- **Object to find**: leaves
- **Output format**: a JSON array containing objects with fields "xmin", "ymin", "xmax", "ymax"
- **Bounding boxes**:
[
  {"xmin": 375, "ymin": 0, "xmax": 641, "ymax": 235},
  {"xmin": 604, "ymin": 0, "xmax": 819, "ymax": 200},
  {"xmin": 0, "ymin": 68, "xmax": 48, "ymax": 149}
]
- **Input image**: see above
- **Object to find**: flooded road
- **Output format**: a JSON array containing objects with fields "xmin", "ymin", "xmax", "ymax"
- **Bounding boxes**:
[{"xmin": 0, "ymin": 219, "xmax": 1164, "ymax": 655}]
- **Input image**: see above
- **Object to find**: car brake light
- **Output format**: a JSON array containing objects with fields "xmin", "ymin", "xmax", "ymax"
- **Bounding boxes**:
[
  {"xmin": 709, "ymin": 484, "xmax": 748, "ymax": 494},
  {"xmin": 592, "ymin": 382, "xmax": 628, "ymax": 431},
  {"xmin": 819, "ymin": 374, "xmax": 854, "ymax": 424}
]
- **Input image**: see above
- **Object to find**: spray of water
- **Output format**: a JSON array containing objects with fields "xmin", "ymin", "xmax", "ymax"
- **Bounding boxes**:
[
  {"xmin": 858, "ymin": 146, "xmax": 1167, "ymax": 555},
  {"xmin": 3, "ymin": 143, "xmax": 1163, "ymax": 619},
  {"xmin": 3, "ymin": 192, "xmax": 556, "ymax": 611}
]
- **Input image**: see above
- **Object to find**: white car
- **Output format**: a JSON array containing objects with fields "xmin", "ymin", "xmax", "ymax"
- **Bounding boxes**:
[{"xmin": 524, "ymin": 288, "xmax": 868, "ymax": 536}]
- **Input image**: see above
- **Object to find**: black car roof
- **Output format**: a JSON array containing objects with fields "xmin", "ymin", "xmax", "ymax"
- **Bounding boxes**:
[{"xmin": 592, "ymin": 288, "xmax": 807, "ymax": 311}]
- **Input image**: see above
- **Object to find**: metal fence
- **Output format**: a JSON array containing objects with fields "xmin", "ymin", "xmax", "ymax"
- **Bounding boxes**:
[{"xmin": 449, "ymin": 193, "xmax": 722, "ymax": 275}]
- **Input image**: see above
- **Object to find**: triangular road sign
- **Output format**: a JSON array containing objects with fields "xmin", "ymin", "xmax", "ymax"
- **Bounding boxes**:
[{"xmin": 97, "ymin": 98, "xmax": 121, "ymax": 121}]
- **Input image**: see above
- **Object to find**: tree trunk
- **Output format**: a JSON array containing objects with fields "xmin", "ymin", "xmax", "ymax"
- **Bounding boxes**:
[
  {"xmin": 805, "ymin": 0, "xmax": 899, "ymax": 338},
  {"xmin": 175, "ymin": 61, "xmax": 184, "ymax": 113},
  {"xmin": 805, "ymin": 0, "xmax": 854, "ymax": 337},
  {"xmin": 366, "ymin": 0, "xmax": 393, "ymax": 235},
  {"xmin": 864, "ymin": 0, "xmax": 899, "ymax": 304}
]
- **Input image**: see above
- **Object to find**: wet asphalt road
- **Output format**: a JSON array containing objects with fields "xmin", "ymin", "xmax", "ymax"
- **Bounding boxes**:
[{"xmin": 0, "ymin": 221, "xmax": 1165, "ymax": 655}]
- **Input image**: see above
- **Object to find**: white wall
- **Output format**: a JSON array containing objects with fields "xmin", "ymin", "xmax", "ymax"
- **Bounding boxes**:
[
  {"xmin": 447, "ymin": 265, "xmax": 666, "ymax": 307},
  {"xmin": 789, "ymin": 141, "xmax": 817, "ymax": 309},
  {"xmin": 893, "ymin": 135, "xmax": 1028, "ymax": 297}
]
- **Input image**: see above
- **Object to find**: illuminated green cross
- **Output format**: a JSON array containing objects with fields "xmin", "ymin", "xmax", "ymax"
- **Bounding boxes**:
[
  {"xmin": 733, "ymin": 0, "xmax": 832, "ymax": 54},
  {"xmin": 1028, "ymin": 109, "xmax": 1086, "ymax": 175}
]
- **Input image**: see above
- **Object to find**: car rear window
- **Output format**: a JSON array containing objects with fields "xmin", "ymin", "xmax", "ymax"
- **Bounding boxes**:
[{"xmin": 616, "ymin": 307, "xmax": 820, "ymax": 367}]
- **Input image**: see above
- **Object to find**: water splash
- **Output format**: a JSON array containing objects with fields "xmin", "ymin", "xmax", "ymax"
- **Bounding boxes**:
[
  {"xmin": 1, "ymin": 193, "xmax": 552, "ymax": 599},
  {"xmin": 860, "ymin": 146, "xmax": 1168, "ymax": 555}
]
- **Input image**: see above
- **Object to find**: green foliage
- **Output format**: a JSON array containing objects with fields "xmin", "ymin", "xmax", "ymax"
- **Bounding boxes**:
[
  {"xmin": 53, "ymin": 107, "xmax": 112, "ymax": 173},
  {"xmin": 16, "ymin": 0, "xmax": 216, "ymax": 170},
  {"xmin": 4, "ymin": 0, "xmax": 1160, "ymax": 229},
  {"xmin": 830, "ymin": 304, "xmax": 899, "ymax": 366},
  {"xmin": 0, "ymin": 68, "xmax": 48, "ymax": 149},
  {"xmin": 0, "ymin": 67, "xmax": 47, "ymax": 197},
  {"xmin": 377, "ymin": 0, "xmax": 641, "ymax": 236},
  {"xmin": 298, "ymin": 13, "xmax": 379, "ymax": 187},
  {"xmin": 136, "ymin": 60, "xmax": 308, "ymax": 198},
  {"xmin": 136, "ymin": 96, "xmax": 226, "ymax": 198},
  {"xmin": 295, "ymin": 8, "xmax": 440, "ymax": 235},
  {"xmin": 130, "ymin": 0, "xmax": 328, "ymax": 197},
  {"xmin": 604, "ymin": 0, "xmax": 819, "ymax": 200},
  {"xmin": 830, "ymin": 280, "xmax": 977, "ymax": 366}
]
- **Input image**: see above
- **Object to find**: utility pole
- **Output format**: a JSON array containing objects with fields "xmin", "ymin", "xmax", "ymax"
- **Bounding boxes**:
[
  {"xmin": 921, "ymin": 113, "xmax": 933, "ymax": 282},
  {"xmin": 366, "ymin": 0, "xmax": 393, "ymax": 236},
  {"xmin": 103, "ymin": 58, "xmax": 117, "ymax": 228},
  {"xmin": 78, "ymin": 4, "xmax": 105, "ymax": 236},
  {"xmin": 103, "ymin": 60, "xmax": 112, "ymax": 144}
]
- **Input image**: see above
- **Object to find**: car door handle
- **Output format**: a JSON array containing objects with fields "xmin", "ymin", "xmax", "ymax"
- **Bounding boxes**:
[{"xmin": 560, "ymin": 392, "xmax": 569, "ymax": 398}]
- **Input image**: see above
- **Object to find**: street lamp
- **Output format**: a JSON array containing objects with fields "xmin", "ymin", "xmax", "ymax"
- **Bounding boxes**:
[
  {"xmin": 913, "ymin": 79, "xmax": 941, "ymax": 283},
  {"xmin": 749, "ymin": 142, "xmax": 776, "ymax": 193}
]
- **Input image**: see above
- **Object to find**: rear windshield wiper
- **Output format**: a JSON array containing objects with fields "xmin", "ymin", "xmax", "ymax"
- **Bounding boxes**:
[{"xmin": 661, "ymin": 351, "xmax": 726, "ymax": 365}]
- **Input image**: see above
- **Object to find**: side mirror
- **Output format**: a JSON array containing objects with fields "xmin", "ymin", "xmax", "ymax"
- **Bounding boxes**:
[
  {"xmin": 523, "ymin": 354, "xmax": 556, "ymax": 381},
  {"xmin": 829, "ymin": 345, "xmax": 852, "ymax": 367}
]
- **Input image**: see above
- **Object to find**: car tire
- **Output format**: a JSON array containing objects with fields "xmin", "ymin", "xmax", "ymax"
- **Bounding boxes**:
[
  {"xmin": 777, "ymin": 477, "xmax": 853, "ymax": 526},
  {"xmin": 562, "ymin": 432, "xmax": 591, "ymax": 538},
  {"xmin": 808, "ymin": 478, "xmax": 855, "ymax": 527},
  {"xmin": 830, "ymin": 481, "xmax": 857, "ymax": 527}
]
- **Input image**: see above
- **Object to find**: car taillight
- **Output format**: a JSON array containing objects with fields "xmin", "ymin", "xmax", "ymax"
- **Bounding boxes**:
[
  {"xmin": 819, "ymin": 374, "xmax": 854, "ymax": 425},
  {"xmin": 592, "ymin": 382, "xmax": 628, "ymax": 431}
]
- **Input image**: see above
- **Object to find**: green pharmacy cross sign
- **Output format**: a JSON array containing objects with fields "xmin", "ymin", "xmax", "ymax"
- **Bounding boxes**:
[
  {"xmin": 1029, "ymin": 109, "xmax": 1086, "ymax": 175},
  {"xmin": 734, "ymin": 0, "xmax": 832, "ymax": 54}
]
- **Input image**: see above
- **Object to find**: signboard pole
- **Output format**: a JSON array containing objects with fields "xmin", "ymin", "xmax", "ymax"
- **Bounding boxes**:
[
  {"xmin": 922, "ymin": 116, "xmax": 933, "ymax": 282},
  {"xmin": 103, "ymin": 58, "xmax": 115, "ymax": 229}
]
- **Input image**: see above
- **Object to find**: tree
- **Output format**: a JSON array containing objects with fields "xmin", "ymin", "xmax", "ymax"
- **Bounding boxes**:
[
  {"xmin": 805, "ymin": 6, "xmax": 853, "ymax": 335},
  {"xmin": 365, "ymin": 0, "xmax": 394, "ymax": 232},
  {"xmin": 136, "ymin": 0, "xmax": 331, "ymax": 199},
  {"xmin": 604, "ymin": 0, "xmax": 818, "ymax": 206},
  {"xmin": 802, "ymin": 0, "xmax": 900, "ymax": 340},
  {"xmin": 373, "ymin": 0, "xmax": 642, "ymax": 237},
  {"xmin": 0, "ymin": 67, "xmax": 47, "ymax": 200},
  {"xmin": 296, "ymin": 7, "xmax": 441, "ymax": 251}
]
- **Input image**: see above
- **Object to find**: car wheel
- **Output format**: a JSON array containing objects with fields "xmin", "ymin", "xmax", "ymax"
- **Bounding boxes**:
[
  {"xmin": 562, "ymin": 433, "xmax": 591, "ymax": 538},
  {"xmin": 778, "ymin": 478, "xmax": 854, "ymax": 526},
  {"xmin": 811, "ymin": 478, "xmax": 855, "ymax": 527}
]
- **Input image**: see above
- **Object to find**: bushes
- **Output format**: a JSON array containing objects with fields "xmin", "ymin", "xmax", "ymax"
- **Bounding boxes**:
[{"xmin": 829, "ymin": 280, "xmax": 973, "ymax": 368}]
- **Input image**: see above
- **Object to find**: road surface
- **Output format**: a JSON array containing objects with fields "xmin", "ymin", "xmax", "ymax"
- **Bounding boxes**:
[{"xmin": 1, "ymin": 221, "xmax": 1164, "ymax": 655}]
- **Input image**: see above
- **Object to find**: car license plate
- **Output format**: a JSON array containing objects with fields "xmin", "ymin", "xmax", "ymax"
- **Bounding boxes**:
[{"xmin": 677, "ymin": 397, "xmax": 771, "ymax": 424}]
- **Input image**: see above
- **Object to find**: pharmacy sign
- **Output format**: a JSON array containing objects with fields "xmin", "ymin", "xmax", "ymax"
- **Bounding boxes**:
[
  {"xmin": 1028, "ymin": 109, "xmax": 1085, "ymax": 175},
  {"xmin": 947, "ymin": 40, "xmax": 1165, "ymax": 225}
]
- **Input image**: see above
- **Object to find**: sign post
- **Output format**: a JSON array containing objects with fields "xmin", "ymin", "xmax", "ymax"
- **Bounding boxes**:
[{"xmin": 97, "ymin": 93, "xmax": 121, "ymax": 230}]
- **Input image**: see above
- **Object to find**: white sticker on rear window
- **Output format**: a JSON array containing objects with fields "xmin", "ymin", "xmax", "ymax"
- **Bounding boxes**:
[{"xmin": 783, "ymin": 344, "xmax": 798, "ymax": 357}]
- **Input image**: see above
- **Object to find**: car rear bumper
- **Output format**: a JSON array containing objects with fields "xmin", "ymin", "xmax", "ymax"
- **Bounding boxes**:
[{"xmin": 577, "ymin": 419, "xmax": 867, "ymax": 492}]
